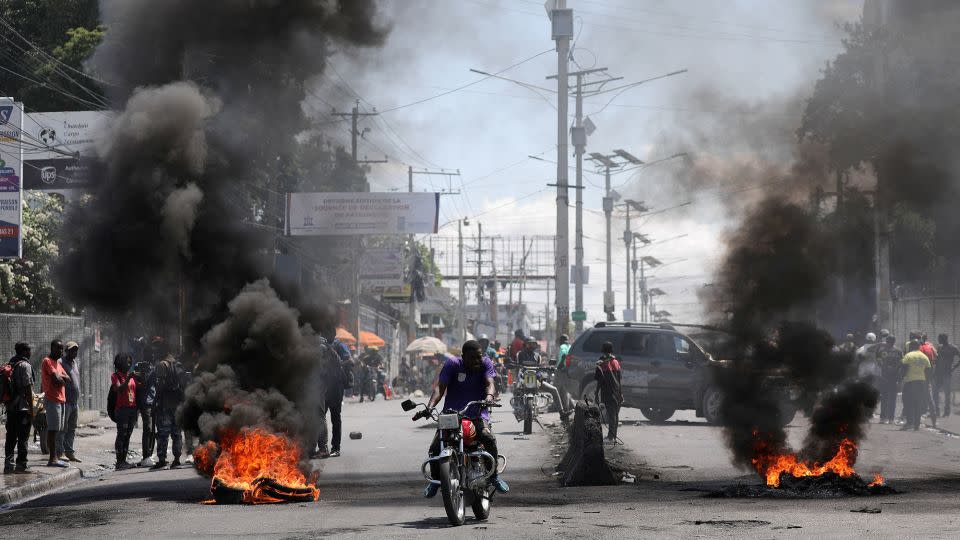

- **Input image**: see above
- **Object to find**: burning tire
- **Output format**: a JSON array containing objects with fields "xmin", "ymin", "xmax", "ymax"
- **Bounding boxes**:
[{"xmin": 640, "ymin": 407, "xmax": 675, "ymax": 423}]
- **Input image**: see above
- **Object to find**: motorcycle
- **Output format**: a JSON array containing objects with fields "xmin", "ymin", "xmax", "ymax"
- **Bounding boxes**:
[
  {"xmin": 402, "ymin": 398, "xmax": 504, "ymax": 526},
  {"xmin": 509, "ymin": 365, "xmax": 557, "ymax": 435}
]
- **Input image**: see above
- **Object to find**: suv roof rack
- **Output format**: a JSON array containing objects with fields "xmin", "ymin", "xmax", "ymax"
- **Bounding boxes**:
[{"xmin": 594, "ymin": 322, "xmax": 675, "ymax": 331}]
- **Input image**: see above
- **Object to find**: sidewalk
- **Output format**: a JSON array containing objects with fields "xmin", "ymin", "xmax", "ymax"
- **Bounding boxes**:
[{"xmin": 0, "ymin": 412, "xmax": 119, "ymax": 505}]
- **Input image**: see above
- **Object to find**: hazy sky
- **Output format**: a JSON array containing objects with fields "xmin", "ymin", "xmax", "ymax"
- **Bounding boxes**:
[{"xmin": 310, "ymin": 0, "xmax": 862, "ymax": 326}]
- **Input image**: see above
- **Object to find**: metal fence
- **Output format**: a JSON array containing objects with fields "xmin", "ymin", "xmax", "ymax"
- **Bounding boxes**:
[
  {"xmin": 0, "ymin": 314, "xmax": 120, "ymax": 412},
  {"xmin": 891, "ymin": 292, "xmax": 960, "ymax": 405}
]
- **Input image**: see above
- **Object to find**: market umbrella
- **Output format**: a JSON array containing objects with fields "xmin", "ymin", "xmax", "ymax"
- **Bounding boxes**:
[
  {"xmin": 405, "ymin": 336, "xmax": 447, "ymax": 355},
  {"xmin": 359, "ymin": 331, "xmax": 385, "ymax": 347},
  {"xmin": 336, "ymin": 327, "xmax": 357, "ymax": 345}
]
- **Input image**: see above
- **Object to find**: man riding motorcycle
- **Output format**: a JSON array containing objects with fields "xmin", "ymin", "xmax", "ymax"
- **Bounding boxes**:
[
  {"xmin": 514, "ymin": 337, "xmax": 569, "ymax": 421},
  {"xmin": 415, "ymin": 340, "xmax": 509, "ymax": 498}
]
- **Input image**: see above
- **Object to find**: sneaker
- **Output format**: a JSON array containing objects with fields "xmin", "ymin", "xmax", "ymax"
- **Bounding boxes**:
[
  {"xmin": 65, "ymin": 453, "xmax": 82, "ymax": 463},
  {"xmin": 14, "ymin": 466, "xmax": 31, "ymax": 474},
  {"xmin": 423, "ymin": 482, "xmax": 440, "ymax": 498},
  {"xmin": 46, "ymin": 460, "xmax": 69, "ymax": 468},
  {"xmin": 150, "ymin": 460, "xmax": 168, "ymax": 471},
  {"xmin": 185, "ymin": 455, "xmax": 194, "ymax": 464},
  {"xmin": 328, "ymin": 450, "xmax": 341, "ymax": 458},
  {"xmin": 171, "ymin": 458, "xmax": 182, "ymax": 468},
  {"xmin": 116, "ymin": 462, "xmax": 134, "ymax": 471},
  {"xmin": 139, "ymin": 457, "xmax": 155, "ymax": 467},
  {"xmin": 491, "ymin": 475, "xmax": 509, "ymax": 494}
]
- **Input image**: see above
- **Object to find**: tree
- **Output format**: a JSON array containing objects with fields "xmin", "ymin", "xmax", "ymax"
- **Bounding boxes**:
[
  {"xmin": 0, "ymin": 0, "xmax": 103, "ymax": 112},
  {"xmin": 0, "ymin": 192, "xmax": 74, "ymax": 314}
]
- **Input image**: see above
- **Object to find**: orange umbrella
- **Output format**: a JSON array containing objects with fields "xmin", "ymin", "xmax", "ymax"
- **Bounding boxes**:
[
  {"xmin": 359, "ymin": 331, "xmax": 385, "ymax": 347},
  {"xmin": 336, "ymin": 327, "xmax": 357, "ymax": 345}
]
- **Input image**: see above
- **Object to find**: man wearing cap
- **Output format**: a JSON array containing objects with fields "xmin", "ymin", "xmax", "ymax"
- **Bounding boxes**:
[{"xmin": 58, "ymin": 341, "xmax": 82, "ymax": 462}]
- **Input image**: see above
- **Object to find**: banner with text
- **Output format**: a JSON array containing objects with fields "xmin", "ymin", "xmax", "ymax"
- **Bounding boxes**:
[
  {"xmin": 360, "ymin": 247, "xmax": 405, "ymax": 287},
  {"xmin": 0, "ymin": 98, "xmax": 23, "ymax": 259},
  {"xmin": 22, "ymin": 110, "xmax": 107, "ymax": 190},
  {"xmin": 285, "ymin": 192, "xmax": 440, "ymax": 236}
]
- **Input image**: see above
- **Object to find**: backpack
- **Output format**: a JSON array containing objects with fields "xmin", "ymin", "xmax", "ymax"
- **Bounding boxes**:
[
  {"xmin": 1, "ymin": 362, "xmax": 19, "ymax": 404},
  {"xmin": 156, "ymin": 359, "xmax": 185, "ymax": 402}
]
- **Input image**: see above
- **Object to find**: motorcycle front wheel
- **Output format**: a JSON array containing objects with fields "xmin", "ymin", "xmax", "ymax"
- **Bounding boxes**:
[
  {"xmin": 437, "ymin": 457, "xmax": 465, "ymax": 526},
  {"xmin": 523, "ymin": 399, "xmax": 533, "ymax": 435}
]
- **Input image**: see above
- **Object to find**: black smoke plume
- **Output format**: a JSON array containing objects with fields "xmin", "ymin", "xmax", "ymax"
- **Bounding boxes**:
[{"xmin": 54, "ymin": 1, "xmax": 386, "ymax": 453}]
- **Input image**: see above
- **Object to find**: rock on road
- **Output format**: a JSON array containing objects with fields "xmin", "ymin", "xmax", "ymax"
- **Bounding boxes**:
[{"xmin": 3, "ymin": 396, "xmax": 960, "ymax": 539}]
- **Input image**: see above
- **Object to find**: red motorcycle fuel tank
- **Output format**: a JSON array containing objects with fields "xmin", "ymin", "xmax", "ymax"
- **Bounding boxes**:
[{"xmin": 461, "ymin": 419, "xmax": 477, "ymax": 446}]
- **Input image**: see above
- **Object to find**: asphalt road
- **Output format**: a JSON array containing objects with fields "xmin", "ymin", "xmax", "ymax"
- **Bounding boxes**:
[{"xmin": 4, "ymin": 397, "xmax": 960, "ymax": 539}]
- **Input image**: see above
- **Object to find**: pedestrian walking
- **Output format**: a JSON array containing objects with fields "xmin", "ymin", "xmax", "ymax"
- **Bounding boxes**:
[
  {"xmin": 594, "ymin": 342, "xmax": 624, "ymax": 441},
  {"xmin": 57, "ymin": 341, "xmax": 82, "ymax": 463},
  {"xmin": 41, "ymin": 340, "xmax": 70, "ymax": 467},
  {"xmin": 556, "ymin": 334, "xmax": 571, "ymax": 369},
  {"xmin": 901, "ymin": 340, "xmax": 932, "ymax": 431},
  {"xmin": 3, "ymin": 342, "xmax": 34, "ymax": 474},
  {"xmin": 151, "ymin": 344, "xmax": 185, "ymax": 470},
  {"xmin": 314, "ymin": 340, "xmax": 346, "ymax": 459},
  {"xmin": 111, "ymin": 353, "xmax": 138, "ymax": 470},
  {"xmin": 133, "ymin": 352, "xmax": 157, "ymax": 467},
  {"xmin": 876, "ymin": 335, "xmax": 902, "ymax": 424},
  {"xmin": 933, "ymin": 334, "xmax": 959, "ymax": 417}
]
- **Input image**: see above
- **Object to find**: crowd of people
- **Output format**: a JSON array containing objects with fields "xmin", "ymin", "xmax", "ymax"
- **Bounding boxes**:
[{"xmin": 851, "ymin": 330, "xmax": 960, "ymax": 431}]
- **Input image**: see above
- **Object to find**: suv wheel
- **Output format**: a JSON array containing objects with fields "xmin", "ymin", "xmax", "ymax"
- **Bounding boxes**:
[
  {"xmin": 639, "ymin": 407, "xmax": 675, "ymax": 424},
  {"xmin": 702, "ymin": 386, "xmax": 724, "ymax": 425}
]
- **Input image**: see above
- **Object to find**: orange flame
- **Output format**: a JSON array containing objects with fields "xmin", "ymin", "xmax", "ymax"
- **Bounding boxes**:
[
  {"xmin": 194, "ymin": 427, "xmax": 319, "ymax": 504},
  {"xmin": 868, "ymin": 473, "xmax": 885, "ymax": 487},
  {"xmin": 752, "ymin": 438, "xmax": 858, "ymax": 487}
]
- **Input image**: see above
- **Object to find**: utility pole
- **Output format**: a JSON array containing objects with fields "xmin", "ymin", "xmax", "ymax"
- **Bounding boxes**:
[
  {"xmin": 407, "ymin": 166, "xmax": 461, "ymax": 344},
  {"xmin": 331, "ymin": 101, "xmax": 387, "ymax": 349},
  {"xmin": 632, "ymin": 239, "xmax": 638, "ymax": 316},
  {"xmin": 476, "ymin": 222, "xmax": 484, "ymax": 303},
  {"xmin": 458, "ymin": 219, "xmax": 467, "ymax": 342},
  {"xmin": 588, "ymin": 150, "xmax": 642, "ymax": 322},
  {"xmin": 623, "ymin": 204, "xmax": 632, "ymax": 318},
  {"xmin": 333, "ymin": 100, "xmax": 388, "ymax": 165},
  {"xmin": 549, "ymin": 1, "xmax": 572, "ymax": 344}
]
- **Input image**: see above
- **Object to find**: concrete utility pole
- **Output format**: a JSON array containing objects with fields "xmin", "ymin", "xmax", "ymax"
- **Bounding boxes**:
[
  {"xmin": 549, "ymin": 1, "xmax": 572, "ymax": 343},
  {"xmin": 458, "ymin": 219, "xmax": 467, "ymax": 342},
  {"xmin": 407, "ymin": 167, "xmax": 461, "ymax": 344}
]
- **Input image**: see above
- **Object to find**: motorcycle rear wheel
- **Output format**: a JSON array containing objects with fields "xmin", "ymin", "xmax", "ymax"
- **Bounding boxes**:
[
  {"xmin": 437, "ymin": 458, "xmax": 465, "ymax": 526},
  {"xmin": 471, "ymin": 486, "xmax": 492, "ymax": 520}
]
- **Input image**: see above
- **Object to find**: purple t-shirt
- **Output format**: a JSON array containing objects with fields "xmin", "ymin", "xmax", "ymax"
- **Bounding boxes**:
[{"xmin": 438, "ymin": 356, "xmax": 497, "ymax": 420}]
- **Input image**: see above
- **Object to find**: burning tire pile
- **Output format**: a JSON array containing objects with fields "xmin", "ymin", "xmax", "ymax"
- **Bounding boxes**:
[{"xmin": 194, "ymin": 428, "xmax": 320, "ymax": 505}]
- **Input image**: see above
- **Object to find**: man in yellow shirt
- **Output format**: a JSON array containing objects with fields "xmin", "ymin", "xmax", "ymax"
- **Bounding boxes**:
[{"xmin": 901, "ymin": 340, "xmax": 932, "ymax": 431}]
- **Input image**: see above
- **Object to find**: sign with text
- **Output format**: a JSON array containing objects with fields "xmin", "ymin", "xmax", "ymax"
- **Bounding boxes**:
[
  {"xmin": 360, "ymin": 247, "xmax": 404, "ymax": 287},
  {"xmin": 0, "ymin": 98, "xmax": 23, "ymax": 259},
  {"xmin": 23, "ymin": 110, "xmax": 108, "ymax": 191},
  {"xmin": 285, "ymin": 192, "xmax": 440, "ymax": 236}
]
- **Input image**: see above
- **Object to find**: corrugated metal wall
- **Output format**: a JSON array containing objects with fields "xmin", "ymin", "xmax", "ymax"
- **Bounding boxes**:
[{"xmin": 0, "ymin": 314, "xmax": 120, "ymax": 412}]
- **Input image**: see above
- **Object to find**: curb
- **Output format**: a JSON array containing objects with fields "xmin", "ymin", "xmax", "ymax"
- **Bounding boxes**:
[{"xmin": 0, "ymin": 468, "xmax": 82, "ymax": 506}]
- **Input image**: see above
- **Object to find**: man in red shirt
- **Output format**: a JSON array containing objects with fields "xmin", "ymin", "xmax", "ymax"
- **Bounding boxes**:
[
  {"xmin": 41, "ymin": 340, "xmax": 70, "ymax": 467},
  {"xmin": 509, "ymin": 329, "xmax": 525, "ymax": 361}
]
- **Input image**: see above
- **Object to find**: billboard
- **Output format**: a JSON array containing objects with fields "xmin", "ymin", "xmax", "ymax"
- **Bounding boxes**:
[
  {"xmin": 0, "ymin": 98, "xmax": 23, "ymax": 259},
  {"xmin": 22, "ymin": 111, "xmax": 107, "ymax": 190},
  {"xmin": 285, "ymin": 192, "xmax": 440, "ymax": 236},
  {"xmin": 360, "ymin": 247, "xmax": 404, "ymax": 287}
]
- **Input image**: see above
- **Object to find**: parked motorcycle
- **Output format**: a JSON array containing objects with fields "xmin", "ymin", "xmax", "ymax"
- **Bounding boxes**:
[
  {"xmin": 509, "ymin": 365, "xmax": 558, "ymax": 435},
  {"xmin": 402, "ymin": 398, "xmax": 504, "ymax": 526}
]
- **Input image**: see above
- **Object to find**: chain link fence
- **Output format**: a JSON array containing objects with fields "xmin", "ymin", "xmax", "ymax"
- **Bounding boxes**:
[{"xmin": 0, "ymin": 314, "xmax": 120, "ymax": 413}]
